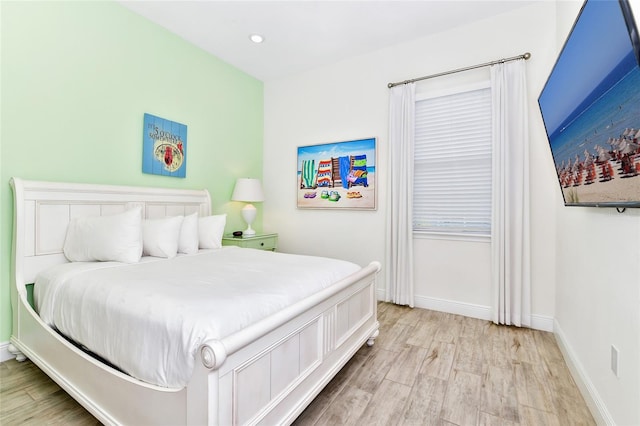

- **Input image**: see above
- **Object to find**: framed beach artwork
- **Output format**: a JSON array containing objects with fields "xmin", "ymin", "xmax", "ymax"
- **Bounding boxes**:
[
  {"xmin": 297, "ymin": 137, "xmax": 376, "ymax": 210},
  {"xmin": 142, "ymin": 113, "xmax": 187, "ymax": 178}
]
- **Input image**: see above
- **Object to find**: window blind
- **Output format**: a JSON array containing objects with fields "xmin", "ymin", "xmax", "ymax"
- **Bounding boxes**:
[{"xmin": 413, "ymin": 86, "xmax": 492, "ymax": 236}]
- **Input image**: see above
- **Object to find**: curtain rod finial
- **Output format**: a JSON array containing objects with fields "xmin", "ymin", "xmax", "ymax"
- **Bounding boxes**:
[{"xmin": 523, "ymin": 52, "xmax": 531, "ymax": 60}]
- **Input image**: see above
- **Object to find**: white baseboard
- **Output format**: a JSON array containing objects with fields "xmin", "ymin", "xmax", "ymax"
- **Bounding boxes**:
[
  {"xmin": 414, "ymin": 294, "xmax": 492, "ymax": 322},
  {"xmin": 553, "ymin": 320, "xmax": 613, "ymax": 425},
  {"xmin": 1, "ymin": 341, "xmax": 16, "ymax": 363},
  {"xmin": 530, "ymin": 314, "xmax": 554, "ymax": 333},
  {"xmin": 376, "ymin": 289, "xmax": 554, "ymax": 332}
]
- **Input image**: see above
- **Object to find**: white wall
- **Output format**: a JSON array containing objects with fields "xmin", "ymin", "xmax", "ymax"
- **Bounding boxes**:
[
  {"xmin": 264, "ymin": 2, "xmax": 558, "ymax": 326},
  {"xmin": 553, "ymin": 1, "xmax": 640, "ymax": 425}
]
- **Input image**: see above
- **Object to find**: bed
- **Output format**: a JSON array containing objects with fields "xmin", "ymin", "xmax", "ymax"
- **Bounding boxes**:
[{"xmin": 7, "ymin": 177, "xmax": 381, "ymax": 425}]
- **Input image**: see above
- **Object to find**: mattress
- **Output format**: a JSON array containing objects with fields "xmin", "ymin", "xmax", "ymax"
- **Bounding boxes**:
[{"xmin": 34, "ymin": 247, "xmax": 361, "ymax": 388}]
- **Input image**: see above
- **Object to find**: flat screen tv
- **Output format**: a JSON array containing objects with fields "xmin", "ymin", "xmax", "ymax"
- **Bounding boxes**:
[{"xmin": 538, "ymin": 0, "xmax": 640, "ymax": 207}]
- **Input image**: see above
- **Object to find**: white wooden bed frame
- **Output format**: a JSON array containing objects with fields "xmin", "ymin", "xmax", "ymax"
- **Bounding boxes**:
[{"xmin": 8, "ymin": 177, "xmax": 381, "ymax": 425}]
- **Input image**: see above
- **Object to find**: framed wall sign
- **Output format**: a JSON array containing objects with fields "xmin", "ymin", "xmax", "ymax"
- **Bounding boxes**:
[
  {"xmin": 297, "ymin": 137, "xmax": 376, "ymax": 210},
  {"xmin": 142, "ymin": 113, "xmax": 187, "ymax": 178}
]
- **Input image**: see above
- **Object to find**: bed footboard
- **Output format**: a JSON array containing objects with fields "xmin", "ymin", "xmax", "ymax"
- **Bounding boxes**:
[{"xmin": 191, "ymin": 261, "xmax": 380, "ymax": 425}]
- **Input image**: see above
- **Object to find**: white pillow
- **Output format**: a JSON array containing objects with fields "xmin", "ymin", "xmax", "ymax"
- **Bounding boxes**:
[
  {"xmin": 63, "ymin": 207, "xmax": 143, "ymax": 263},
  {"xmin": 198, "ymin": 214, "xmax": 226, "ymax": 249},
  {"xmin": 142, "ymin": 216, "xmax": 184, "ymax": 258},
  {"xmin": 178, "ymin": 212, "xmax": 199, "ymax": 254}
]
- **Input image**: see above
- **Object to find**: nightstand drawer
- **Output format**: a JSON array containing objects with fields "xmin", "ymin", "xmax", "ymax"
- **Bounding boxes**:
[
  {"xmin": 241, "ymin": 235, "xmax": 277, "ymax": 250},
  {"xmin": 222, "ymin": 233, "xmax": 278, "ymax": 251}
]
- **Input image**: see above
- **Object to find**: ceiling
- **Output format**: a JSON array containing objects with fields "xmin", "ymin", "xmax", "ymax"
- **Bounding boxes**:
[{"xmin": 118, "ymin": 1, "xmax": 536, "ymax": 82}]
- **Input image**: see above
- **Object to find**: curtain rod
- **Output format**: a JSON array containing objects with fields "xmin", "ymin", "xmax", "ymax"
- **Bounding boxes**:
[{"xmin": 387, "ymin": 52, "xmax": 531, "ymax": 88}]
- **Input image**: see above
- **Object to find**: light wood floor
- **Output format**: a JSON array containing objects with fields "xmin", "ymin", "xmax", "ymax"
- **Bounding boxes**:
[
  {"xmin": 295, "ymin": 303, "xmax": 595, "ymax": 425},
  {"xmin": 0, "ymin": 302, "xmax": 595, "ymax": 425}
]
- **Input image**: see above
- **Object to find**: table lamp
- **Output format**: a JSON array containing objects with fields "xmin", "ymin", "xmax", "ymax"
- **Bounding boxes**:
[{"xmin": 231, "ymin": 178, "xmax": 265, "ymax": 236}]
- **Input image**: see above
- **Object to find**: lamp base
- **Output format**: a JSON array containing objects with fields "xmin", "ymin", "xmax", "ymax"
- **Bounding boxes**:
[{"xmin": 241, "ymin": 204, "xmax": 257, "ymax": 236}]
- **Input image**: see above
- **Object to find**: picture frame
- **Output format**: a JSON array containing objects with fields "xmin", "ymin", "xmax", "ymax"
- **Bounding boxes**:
[
  {"xmin": 142, "ymin": 113, "xmax": 187, "ymax": 178},
  {"xmin": 297, "ymin": 137, "xmax": 376, "ymax": 210}
]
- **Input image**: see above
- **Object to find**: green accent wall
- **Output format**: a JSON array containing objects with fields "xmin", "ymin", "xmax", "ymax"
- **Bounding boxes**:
[{"xmin": 0, "ymin": 2, "xmax": 264, "ymax": 343}]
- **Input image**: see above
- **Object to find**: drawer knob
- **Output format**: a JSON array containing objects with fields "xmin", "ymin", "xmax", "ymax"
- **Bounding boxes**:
[{"xmin": 260, "ymin": 242, "xmax": 264, "ymax": 246}]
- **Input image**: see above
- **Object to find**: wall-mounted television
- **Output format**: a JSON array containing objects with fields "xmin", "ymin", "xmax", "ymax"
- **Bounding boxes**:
[{"xmin": 538, "ymin": 0, "xmax": 640, "ymax": 207}]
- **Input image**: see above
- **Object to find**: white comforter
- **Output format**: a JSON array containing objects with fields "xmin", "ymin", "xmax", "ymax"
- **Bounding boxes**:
[{"xmin": 35, "ymin": 247, "xmax": 361, "ymax": 388}]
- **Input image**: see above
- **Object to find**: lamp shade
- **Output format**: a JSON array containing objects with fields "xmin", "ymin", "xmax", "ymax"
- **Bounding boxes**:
[{"xmin": 231, "ymin": 178, "xmax": 265, "ymax": 202}]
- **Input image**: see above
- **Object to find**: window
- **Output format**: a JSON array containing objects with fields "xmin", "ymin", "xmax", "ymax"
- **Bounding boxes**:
[{"xmin": 413, "ymin": 84, "xmax": 492, "ymax": 238}]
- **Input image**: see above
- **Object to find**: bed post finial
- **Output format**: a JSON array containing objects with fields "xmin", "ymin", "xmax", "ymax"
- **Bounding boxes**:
[{"xmin": 200, "ymin": 340, "xmax": 227, "ymax": 370}]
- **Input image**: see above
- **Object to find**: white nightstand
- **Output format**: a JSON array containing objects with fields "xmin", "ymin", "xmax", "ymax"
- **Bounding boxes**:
[{"xmin": 221, "ymin": 233, "xmax": 278, "ymax": 251}]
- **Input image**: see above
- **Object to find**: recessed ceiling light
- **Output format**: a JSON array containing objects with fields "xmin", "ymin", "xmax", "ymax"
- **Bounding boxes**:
[{"xmin": 249, "ymin": 34, "xmax": 264, "ymax": 44}]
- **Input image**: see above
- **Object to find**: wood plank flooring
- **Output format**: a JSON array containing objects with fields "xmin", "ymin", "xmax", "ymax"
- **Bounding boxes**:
[
  {"xmin": 0, "ymin": 303, "xmax": 595, "ymax": 425},
  {"xmin": 0, "ymin": 358, "xmax": 101, "ymax": 425},
  {"xmin": 296, "ymin": 303, "xmax": 595, "ymax": 426}
]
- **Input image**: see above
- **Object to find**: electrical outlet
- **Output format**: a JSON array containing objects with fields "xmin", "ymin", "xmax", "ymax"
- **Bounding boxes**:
[{"xmin": 611, "ymin": 345, "xmax": 620, "ymax": 377}]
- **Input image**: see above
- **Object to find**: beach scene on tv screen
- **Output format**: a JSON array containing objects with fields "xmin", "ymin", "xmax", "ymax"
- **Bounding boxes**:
[{"xmin": 539, "ymin": 0, "xmax": 640, "ymax": 204}]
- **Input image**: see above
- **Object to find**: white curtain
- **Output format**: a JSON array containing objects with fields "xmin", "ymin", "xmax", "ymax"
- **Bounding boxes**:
[
  {"xmin": 490, "ymin": 59, "xmax": 531, "ymax": 327},
  {"xmin": 385, "ymin": 83, "xmax": 415, "ymax": 307}
]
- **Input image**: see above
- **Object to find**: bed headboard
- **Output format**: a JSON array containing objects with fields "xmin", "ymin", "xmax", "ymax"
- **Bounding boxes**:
[{"xmin": 10, "ymin": 178, "xmax": 212, "ymax": 292}]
